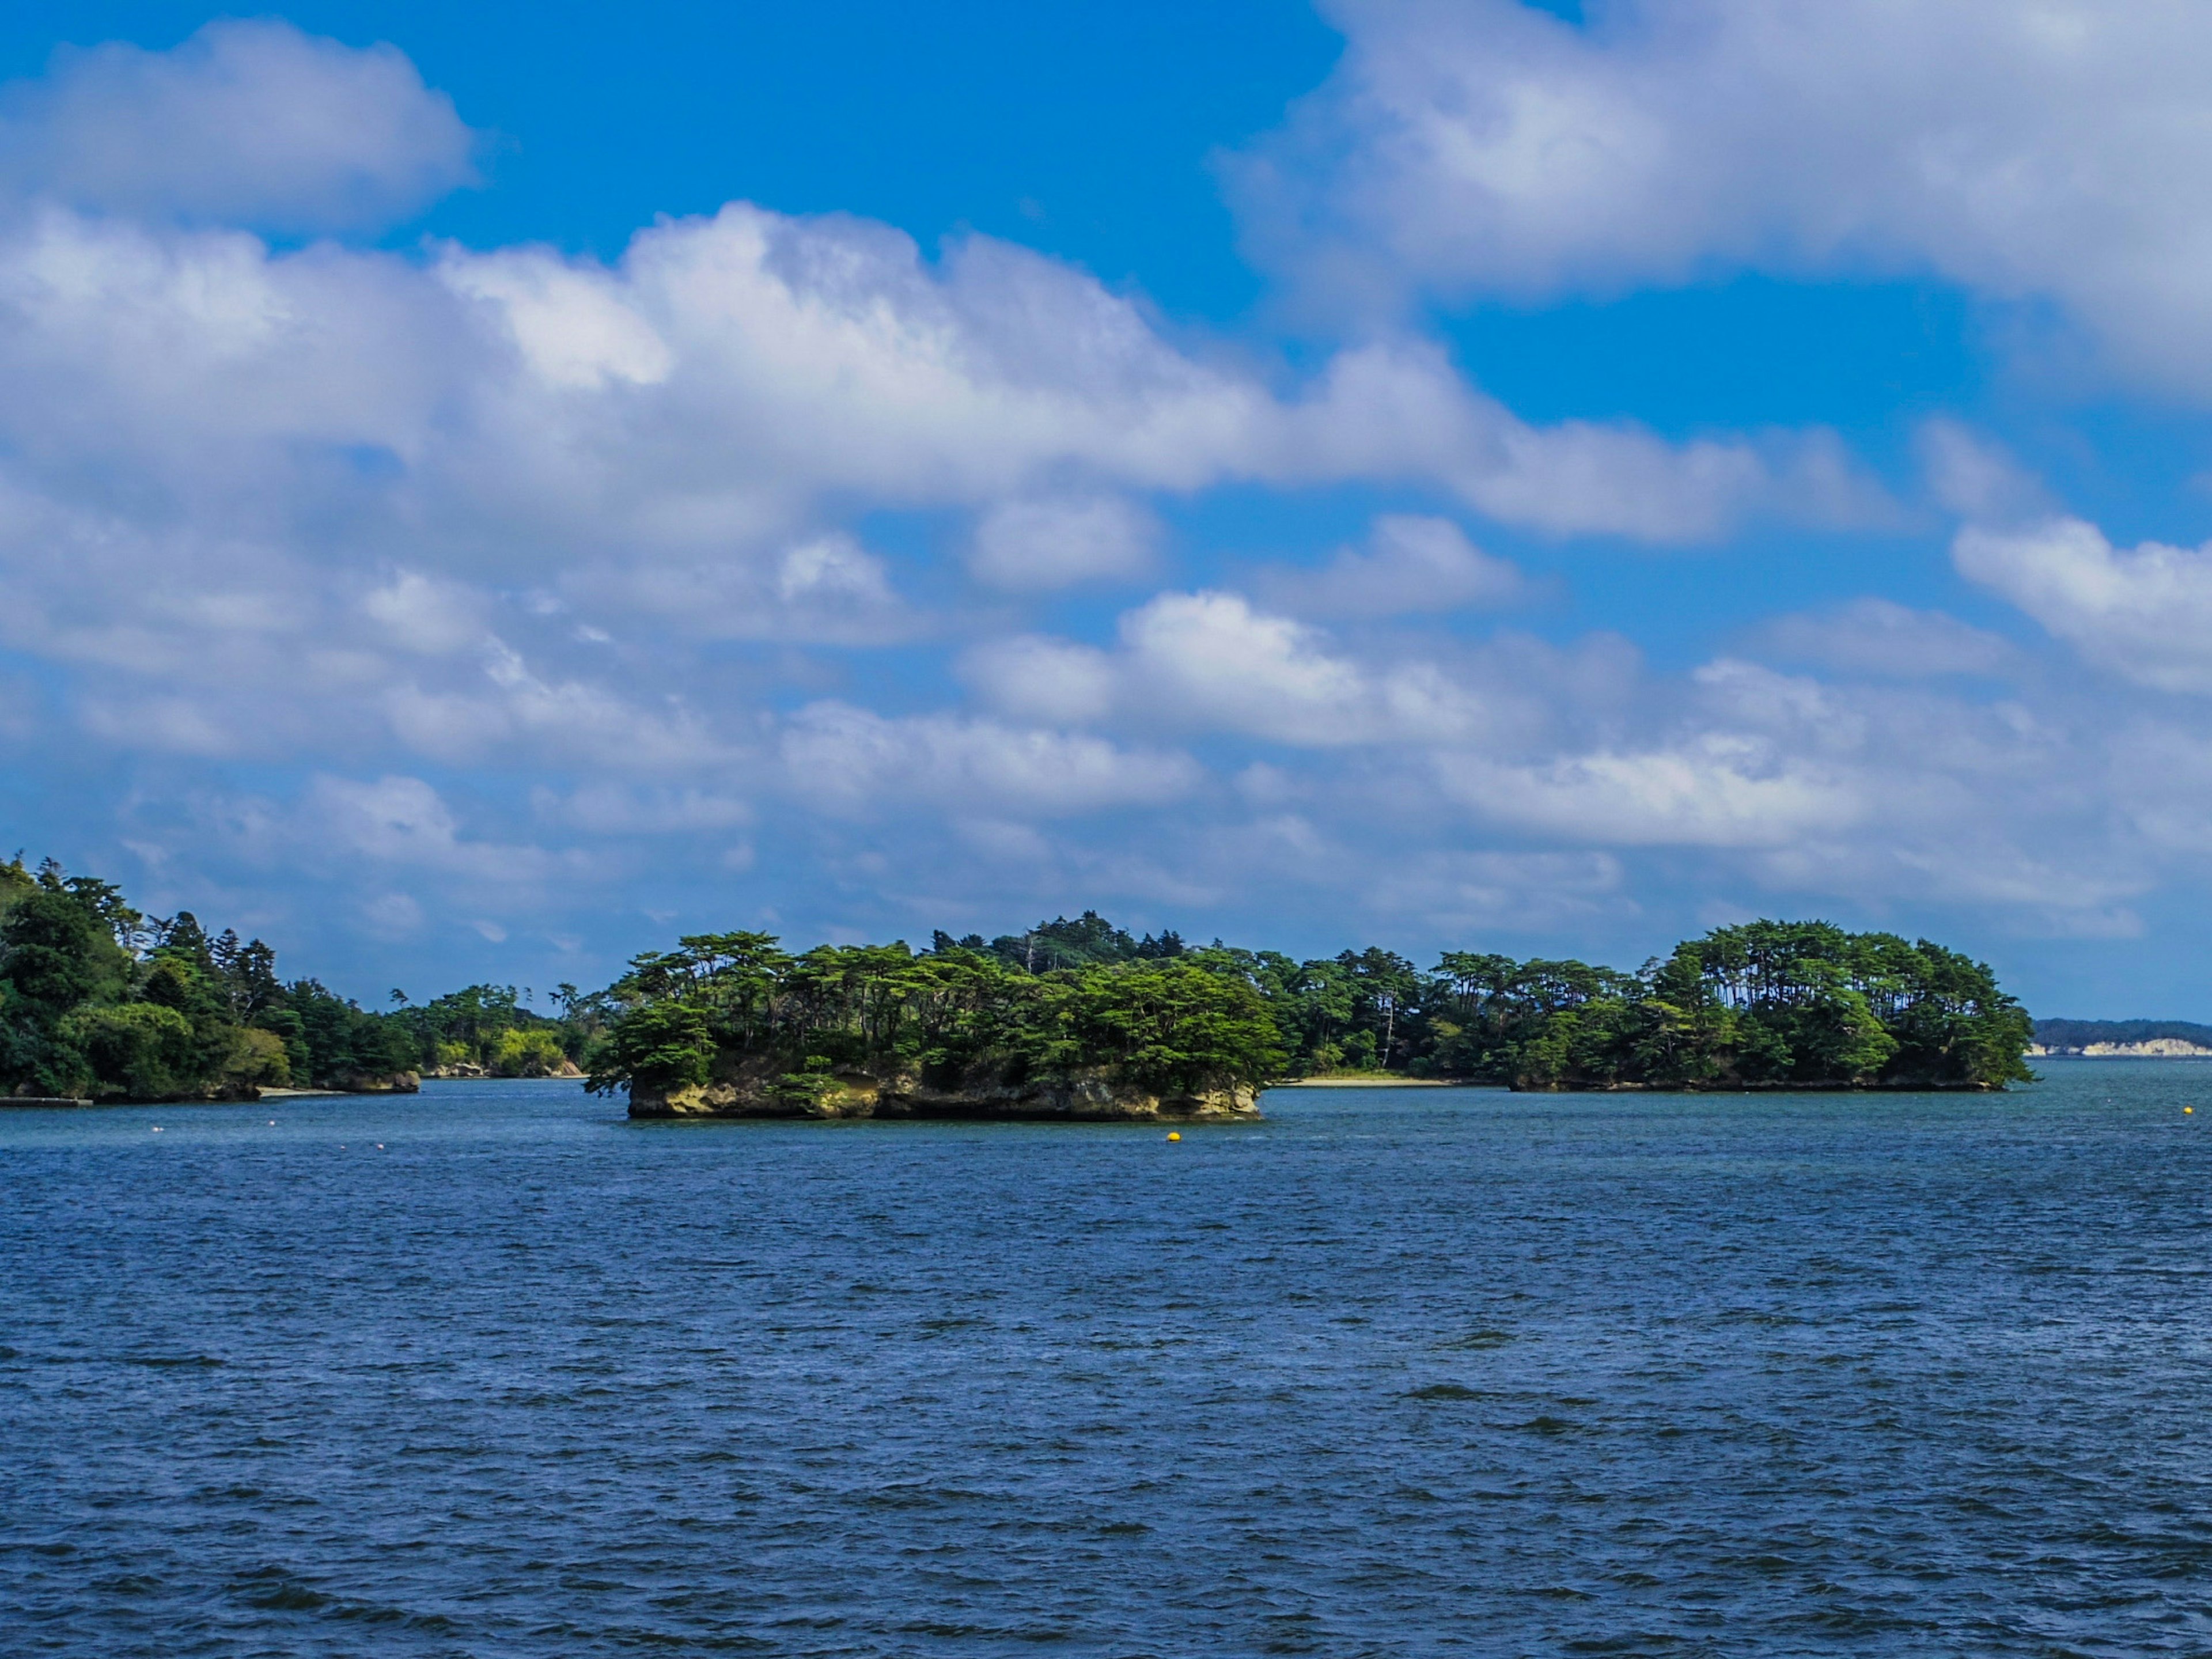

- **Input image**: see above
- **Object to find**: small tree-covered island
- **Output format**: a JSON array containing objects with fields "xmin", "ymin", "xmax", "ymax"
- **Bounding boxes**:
[{"xmin": 588, "ymin": 912, "xmax": 2035, "ymax": 1121}]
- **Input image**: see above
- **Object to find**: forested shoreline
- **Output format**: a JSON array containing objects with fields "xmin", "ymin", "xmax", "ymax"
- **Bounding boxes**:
[
  {"xmin": 1, "ymin": 860, "xmax": 2035, "ymax": 1106},
  {"xmin": 587, "ymin": 911, "xmax": 2036, "ymax": 1107},
  {"xmin": 0, "ymin": 859, "xmax": 591, "ymax": 1103}
]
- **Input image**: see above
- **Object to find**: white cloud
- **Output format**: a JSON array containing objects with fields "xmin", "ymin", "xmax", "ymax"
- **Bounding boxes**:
[
  {"xmin": 361, "ymin": 891, "xmax": 424, "ymax": 940},
  {"xmin": 969, "ymin": 588, "xmax": 1505, "ymax": 747},
  {"xmin": 384, "ymin": 641, "xmax": 731, "ymax": 771},
  {"xmin": 1255, "ymin": 513, "xmax": 1525, "ymax": 618},
  {"xmin": 1119, "ymin": 591, "xmax": 1376, "ymax": 744},
  {"xmin": 304, "ymin": 775, "xmax": 557, "ymax": 882},
  {"xmin": 0, "ymin": 20, "xmax": 477, "ymax": 232},
  {"xmin": 779, "ymin": 703, "xmax": 1200, "ymax": 819},
  {"xmin": 531, "ymin": 783, "xmax": 752, "ymax": 836},
  {"xmin": 957, "ymin": 635, "xmax": 1118, "ymax": 725},
  {"xmin": 968, "ymin": 495, "xmax": 1158, "ymax": 589},
  {"xmin": 362, "ymin": 571, "xmax": 484, "ymax": 656},
  {"xmin": 1236, "ymin": 0, "xmax": 2212, "ymax": 392},
  {"xmin": 1268, "ymin": 342, "xmax": 1887, "ymax": 540},
  {"xmin": 1442, "ymin": 737, "xmax": 1862, "ymax": 849},
  {"xmin": 1919, "ymin": 419, "xmax": 2053, "ymax": 527},
  {"xmin": 1955, "ymin": 516, "xmax": 2212, "ymax": 693},
  {"xmin": 1365, "ymin": 849, "xmax": 1627, "ymax": 930},
  {"xmin": 1757, "ymin": 598, "xmax": 2014, "ymax": 679}
]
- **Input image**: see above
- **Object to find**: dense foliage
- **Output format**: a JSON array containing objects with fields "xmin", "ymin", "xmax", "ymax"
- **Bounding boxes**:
[
  {"xmin": 588, "ymin": 914, "xmax": 2033, "ymax": 1096},
  {"xmin": 0, "ymin": 858, "xmax": 587, "ymax": 1101},
  {"xmin": 384, "ymin": 982, "xmax": 587, "ymax": 1077},
  {"xmin": 1420, "ymin": 922, "xmax": 2035, "ymax": 1090},
  {"xmin": 0, "ymin": 858, "xmax": 415, "ymax": 1100},
  {"xmin": 2, "ymin": 864, "xmax": 2034, "ymax": 1103},
  {"xmin": 585, "ymin": 929, "xmax": 1285, "ymax": 1102}
]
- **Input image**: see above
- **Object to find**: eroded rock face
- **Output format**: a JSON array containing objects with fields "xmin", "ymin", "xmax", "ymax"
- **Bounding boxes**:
[
  {"xmin": 626, "ymin": 1065, "xmax": 1259, "ymax": 1122},
  {"xmin": 321, "ymin": 1070, "xmax": 422, "ymax": 1094}
]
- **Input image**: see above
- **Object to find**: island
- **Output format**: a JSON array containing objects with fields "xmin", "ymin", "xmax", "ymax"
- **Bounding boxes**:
[
  {"xmin": 582, "ymin": 916, "xmax": 2037, "ymax": 1115},
  {"xmin": 592, "ymin": 934, "xmax": 1275, "ymax": 1122}
]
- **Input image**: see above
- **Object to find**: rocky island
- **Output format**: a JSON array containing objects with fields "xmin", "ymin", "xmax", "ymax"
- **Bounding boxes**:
[
  {"xmin": 630, "ymin": 1063, "xmax": 1257, "ymax": 1122},
  {"xmin": 586, "ymin": 916, "xmax": 2038, "ymax": 1111},
  {"xmin": 593, "ymin": 933, "xmax": 1278, "ymax": 1121}
]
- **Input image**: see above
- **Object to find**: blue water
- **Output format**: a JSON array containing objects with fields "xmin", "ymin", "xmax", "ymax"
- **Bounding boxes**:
[{"xmin": 5, "ymin": 1066, "xmax": 2212, "ymax": 1656}]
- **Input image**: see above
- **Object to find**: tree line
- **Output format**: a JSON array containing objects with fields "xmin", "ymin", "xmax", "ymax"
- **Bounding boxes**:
[
  {"xmin": 1, "ymin": 862, "xmax": 2034, "ymax": 1103},
  {"xmin": 0, "ymin": 859, "xmax": 591, "ymax": 1102},
  {"xmin": 585, "ymin": 911, "xmax": 2035, "ymax": 1099}
]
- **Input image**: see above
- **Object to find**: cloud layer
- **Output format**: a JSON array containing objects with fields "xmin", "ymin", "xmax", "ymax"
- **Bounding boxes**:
[{"xmin": 5, "ymin": 11, "xmax": 2212, "ymax": 1009}]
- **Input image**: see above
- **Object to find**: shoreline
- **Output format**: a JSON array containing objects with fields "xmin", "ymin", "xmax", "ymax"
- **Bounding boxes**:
[{"xmin": 1270, "ymin": 1076, "xmax": 1463, "ymax": 1089}]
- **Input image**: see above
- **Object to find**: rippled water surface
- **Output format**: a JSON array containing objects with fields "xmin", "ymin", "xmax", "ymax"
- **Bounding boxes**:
[{"xmin": 7, "ymin": 1066, "xmax": 2212, "ymax": 1655}]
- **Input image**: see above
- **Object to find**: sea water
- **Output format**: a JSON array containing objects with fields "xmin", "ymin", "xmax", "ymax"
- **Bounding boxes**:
[{"xmin": 4, "ymin": 1063, "xmax": 2211, "ymax": 1656}]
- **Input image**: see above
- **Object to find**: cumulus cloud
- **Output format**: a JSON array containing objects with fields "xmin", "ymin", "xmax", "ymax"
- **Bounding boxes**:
[
  {"xmin": 1756, "ymin": 598, "xmax": 2014, "ymax": 680},
  {"xmin": 1919, "ymin": 419, "xmax": 2054, "ymax": 527},
  {"xmin": 967, "ymin": 589, "xmax": 1489, "ymax": 747},
  {"xmin": 304, "ymin": 775, "xmax": 559, "ymax": 882},
  {"xmin": 968, "ymin": 495, "xmax": 1159, "ymax": 589},
  {"xmin": 1268, "ymin": 342, "xmax": 1887, "ymax": 540},
  {"xmin": 779, "ymin": 703, "xmax": 1201, "ymax": 819},
  {"xmin": 1364, "ymin": 850, "xmax": 1627, "ymax": 930},
  {"xmin": 957, "ymin": 635, "xmax": 1119, "ymax": 725},
  {"xmin": 1442, "ymin": 738, "xmax": 1862, "ymax": 849},
  {"xmin": 362, "ymin": 571, "xmax": 486, "ymax": 656},
  {"xmin": 0, "ymin": 20, "xmax": 478, "ymax": 232},
  {"xmin": 1255, "ymin": 513, "xmax": 1525, "ymax": 618},
  {"xmin": 1955, "ymin": 516, "xmax": 2212, "ymax": 694},
  {"xmin": 1235, "ymin": 0, "xmax": 2212, "ymax": 392},
  {"xmin": 531, "ymin": 783, "xmax": 752, "ymax": 836}
]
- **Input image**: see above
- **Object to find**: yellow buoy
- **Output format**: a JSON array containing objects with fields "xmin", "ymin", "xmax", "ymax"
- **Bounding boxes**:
[
  {"xmin": 1166, "ymin": 1131, "xmax": 1181, "ymax": 1142},
  {"xmin": 2188, "ymin": 1107, "xmax": 2196, "ymax": 1115}
]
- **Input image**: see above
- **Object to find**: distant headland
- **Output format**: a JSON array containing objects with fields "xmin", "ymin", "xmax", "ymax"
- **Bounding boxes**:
[
  {"xmin": 0, "ymin": 858, "xmax": 584, "ymax": 1105},
  {"xmin": 2031, "ymin": 1019, "xmax": 2212, "ymax": 1058},
  {"xmin": 0, "ymin": 857, "xmax": 2041, "ymax": 1110}
]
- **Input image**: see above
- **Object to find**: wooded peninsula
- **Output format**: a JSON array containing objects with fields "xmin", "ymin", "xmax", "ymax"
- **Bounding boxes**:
[
  {"xmin": 0, "ymin": 858, "xmax": 585, "ymax": 1104},
  {"xmin": 0, "ymin": 858, "xmax": 2035, "ymax": 1110}
]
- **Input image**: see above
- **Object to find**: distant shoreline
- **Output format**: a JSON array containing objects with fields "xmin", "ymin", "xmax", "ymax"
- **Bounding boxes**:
[{"xmin": 2030, "ymin": 1042, "xmax": 2212, "ymax": 1058}]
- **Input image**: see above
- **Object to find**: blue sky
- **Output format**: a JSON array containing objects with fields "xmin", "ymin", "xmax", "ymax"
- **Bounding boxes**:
[{"xmin": 5, "ymin": 2, "xmax": 2212, "ymax": 1016}]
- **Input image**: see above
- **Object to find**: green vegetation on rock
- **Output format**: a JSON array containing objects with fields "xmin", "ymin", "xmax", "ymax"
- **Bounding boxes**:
[
  {"xmin": 587, "ymin": 914, "xmax": 2033, "ymax": 1102},
  {"xmin": 585, "ymin": 931, "xmax": 1283, "ymax": 1112}
]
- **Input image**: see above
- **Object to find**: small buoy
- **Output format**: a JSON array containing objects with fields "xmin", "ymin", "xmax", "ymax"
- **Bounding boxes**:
[
  {"xmin": 1166, "ymin": 1131, "xmax": 1181, "ymax": 1142},
  {"xmin": 376, "ymin": 1143, "xmax": 384, "ymax": 1150},
  {"xmin": 151, "ymin": 1127, "xmax": 161, "ymax": 1133},
  {"xmin": 2188, "ymin": 1107, "xmax": 2195, "ymax": 1115}
]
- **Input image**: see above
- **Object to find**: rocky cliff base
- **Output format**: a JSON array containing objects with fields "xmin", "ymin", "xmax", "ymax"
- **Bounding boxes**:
[{"xmin": 627, "ymin": 1067, "xmax": 1258, "ymax": 1123}]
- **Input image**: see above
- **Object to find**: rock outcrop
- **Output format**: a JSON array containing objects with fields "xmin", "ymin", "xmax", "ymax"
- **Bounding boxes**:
[
  {"xmin": 425, "ymin": 1059, "xmax": 584, "ymax": 1080},
  {"xmin": 627, "ymin": 1062, "xmax": 1258, "ymax": 1122},
  {"xmin": 318, "ymin": 1069, "xmax": 422, "ymax": 1094}
]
